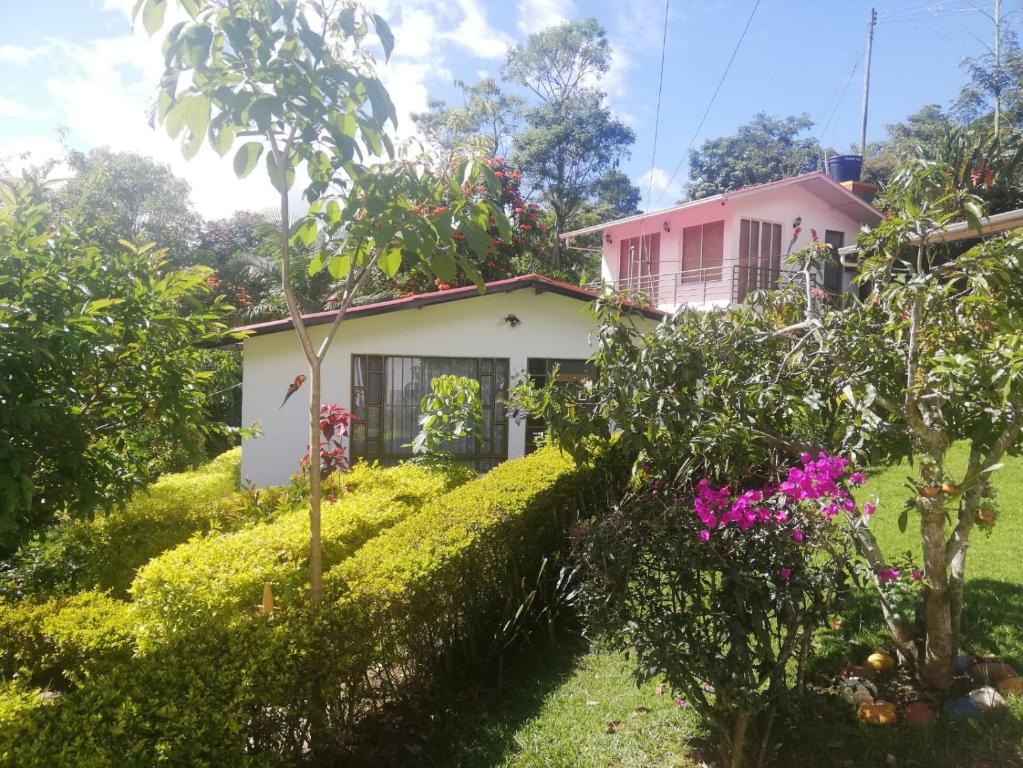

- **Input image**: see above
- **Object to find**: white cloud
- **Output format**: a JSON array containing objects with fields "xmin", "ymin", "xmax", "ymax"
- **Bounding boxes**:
[
  {"xmin": 444, "ymin": 0, "xmax": 510, "ymax": 59},
  {"xmin": 638, "ymin": 167, "xmax": 682, "ymax": 208},
  {"xmin": 516, "ymin": 0, "xmax": 574, "ymax": 35},
  {"xmin": 0, "ymin": 44, "xmax": 49, "ymax": 64},
  {"xmin": 1, "ymin": 0, "xmax": 515, "ymax": 219},
  {"xmin": 0, "ymin": 95, "xmax": 30, "ymax": 119}
]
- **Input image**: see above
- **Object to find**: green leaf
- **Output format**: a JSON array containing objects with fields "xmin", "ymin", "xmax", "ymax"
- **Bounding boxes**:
[
  {"xmin": 964, "ymin": 199, "xmax": 984, "ymax": 232},
  {"xmin": 293, "ymin": 218, "xmax": 317, "ymax": 248},
  {"xmin": 210, "ymin": 120, "xmax": 236, "ymax": 157},
  {"xmin": 233, "ymin": 142, "xmax": 263, "ymax": 178},
  {"xmin": 327, "ymin": 254, "xmax": 352, "ymax": 279},
  {"xmin": 325, "ymin": 199, "xmax": 341, "ymax": 227},
  {"xmin": 430, "ymin": 249, "xmax": 456, "ymax": 282},
  {"xmin": 378, "ymin": 248, "xmax": 402, "ymax": 277},
  {"xmin": 165, "ymin": 92, "xmax": 211, "ymax": 157},
  {"xmin": 897, "ymin": 506, "xmax": 909, "ymax": 533},
  {"xmin": 141, "ymin": 0, "xmax": 167, "ymax": 35},
  {"xmin": 371, "ymin": 14, "xmax": 394, "ymax": 61},
  {"xmin": 464, "ymin": 223, "xmax": 490, "ymax": 262}
]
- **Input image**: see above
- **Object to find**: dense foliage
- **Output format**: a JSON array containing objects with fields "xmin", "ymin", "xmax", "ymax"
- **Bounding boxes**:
[
  {"xmin": 2, "ymin": 449, "xmax": 242, "ymax": 599},
  {"xmin": 685, "ymin": 113, "xmax": 821, "ymax": 201},
  {"xmin": 0, "ymin": 446, "xmax": 609, "ymax": 765},
  {"xmin": 0, "ymin": 175, "xmax": 236, "ymax": 552},
  {"xmin": 579, "ymin": 455, "xmax": 858, "ymax": 766},
  {"xmin": 131, "ymin": 461, "xmax": 470, "ymax": 647},
  {"xmin": 411, "ymin": 375, "xmax": 484, "ymax": 458}
]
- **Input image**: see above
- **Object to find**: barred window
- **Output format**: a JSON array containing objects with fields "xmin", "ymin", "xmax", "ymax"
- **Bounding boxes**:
[{"xmin": 350, "ymin": 355, "xmax": 509, "ymax": 470}]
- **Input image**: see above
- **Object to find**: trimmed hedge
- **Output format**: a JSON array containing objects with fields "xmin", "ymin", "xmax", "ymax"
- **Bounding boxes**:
[
  {"xmin": 3, "ymin": 448, "xmax": 243, "ymax": 598},
  {"xmin": 315, "ymin": 446, "xmax": 599, "ymax": 726},
  {"xmin": 131, "ymin": 461, "xmax": 473, "ymax": 647},
  {"xmin": 0, "ymin": 448, "xmax": 615, "ymax": 766},
  {"xmin": 0, "ymin": 591, "xmax": 134, "ymax": 688}
]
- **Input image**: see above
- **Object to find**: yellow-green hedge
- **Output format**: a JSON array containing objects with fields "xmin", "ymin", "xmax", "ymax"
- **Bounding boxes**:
[
  {"xmin": 4, "ymin": 448, "xmax": 243, "ymax": 598},
  {"xmin": 131, "ymin": 461, "xmax": 472, "ymax": 647},
  {"xmin": 0, "ymin": 448, "xmax": 616, "ymax": 766},
  {"xmin": 0, "ymin": 591, "xmax": 134, "ymax": 689},
  {"xmin": 315, "ymin": 446, "xmax": 598, "ymax": 718}
]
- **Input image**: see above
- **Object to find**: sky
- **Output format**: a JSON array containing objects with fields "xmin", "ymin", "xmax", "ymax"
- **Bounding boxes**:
[{"xmin": 0, "ymin": 0, "xmax": 1012, "ymax": 219}]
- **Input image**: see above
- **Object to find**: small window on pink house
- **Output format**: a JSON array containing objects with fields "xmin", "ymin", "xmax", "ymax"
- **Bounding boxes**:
[{"xmin": 680, "ymin": 220, "xmax": 724, "ymax": 282}]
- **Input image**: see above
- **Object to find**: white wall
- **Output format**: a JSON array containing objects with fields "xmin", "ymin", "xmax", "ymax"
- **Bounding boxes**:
[{"xmin": 240, "ymin": 288, "xmax": 632, "ymax": 487}]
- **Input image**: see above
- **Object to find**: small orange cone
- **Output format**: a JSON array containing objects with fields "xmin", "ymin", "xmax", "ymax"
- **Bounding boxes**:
[{"xmin": 262, "ymin": 582, "xmax": 274, "ymax": 614}]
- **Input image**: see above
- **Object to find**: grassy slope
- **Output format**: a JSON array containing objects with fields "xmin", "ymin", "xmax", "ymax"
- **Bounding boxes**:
[{"xmin": 416, "ymin": 447, "xmax": 1023, "ymax": 768}]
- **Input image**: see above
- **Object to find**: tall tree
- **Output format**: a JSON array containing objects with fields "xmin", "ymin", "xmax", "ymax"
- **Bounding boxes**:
[
  {"xmin": 0, "ymin": 173, "xmax": 234, "ymax": 553},
  {"xmin": 862, "ymin": 105, "xmax": 955, "ymax": 186},
  {"xmin": 56, "ymin": 148, "xmax": 201, "ymax": 267},
  {"xmin": 955, "ymin": 30, "xmax": 1023, "ymax": 133},
  {"xmin": 412, "ymin": 78, "xmax": 523, "ymax": 159},
  {"xmin": 142, "ymin": 0, "xmax": 510, "ymax": 620},
  {"xmin": 504, "ymin": 19, "xmax": 634, "ymax": 268},
  {"xmin": 685, "ymin": 113, "xmax": 820, "ymax": 201}
]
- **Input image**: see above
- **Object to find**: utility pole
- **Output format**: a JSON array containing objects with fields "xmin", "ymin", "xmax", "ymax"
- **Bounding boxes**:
[
  {"xmin": 859, "ymin": 7, "xmax": 877, "ymax": 159},
  {"xmin": 995, "ymin": 0, "xmax": 1001, "ymax": 139}
]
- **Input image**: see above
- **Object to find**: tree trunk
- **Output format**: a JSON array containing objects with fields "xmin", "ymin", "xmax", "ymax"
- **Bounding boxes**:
[
  {"xmin": 308, "ymin": 356, "xmax": 323, "ymax": 606},
  {"xmin": 919, "ymin": 487, "xmax": 953, "ymax": 689},
  {"xmin": 729, "ymin": 711, "xmax": 752, "ymax": 768}
]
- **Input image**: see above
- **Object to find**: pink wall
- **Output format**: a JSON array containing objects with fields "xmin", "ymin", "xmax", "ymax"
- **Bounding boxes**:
[{"xmin": 600, "ymin": 183, "xmax": 868, "ymax": 309}]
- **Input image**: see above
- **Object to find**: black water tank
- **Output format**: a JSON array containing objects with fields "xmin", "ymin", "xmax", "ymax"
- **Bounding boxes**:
[{"xmin": 827, "ymin": 154, "xmax": 862, "ymax": 183}]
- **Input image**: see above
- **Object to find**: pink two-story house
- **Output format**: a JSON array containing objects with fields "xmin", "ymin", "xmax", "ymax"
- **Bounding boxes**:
[{"xmin": 561, "ymin": 172, "xmax": 883, "ymax": 312}]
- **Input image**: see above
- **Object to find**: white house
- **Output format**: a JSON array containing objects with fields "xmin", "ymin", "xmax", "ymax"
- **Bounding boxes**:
[
  {"xmin": 235, "ymin": 274, "xmax": 666, "ymax": 487},
  {"xmin": 561, "ymin": 172, "xmax": 883, "ymax": 312}
]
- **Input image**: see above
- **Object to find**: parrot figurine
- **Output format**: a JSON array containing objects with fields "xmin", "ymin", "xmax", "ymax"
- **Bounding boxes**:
[{"xmin": 280, "ymin": 374, "xmax": 306, "ymax": 409}]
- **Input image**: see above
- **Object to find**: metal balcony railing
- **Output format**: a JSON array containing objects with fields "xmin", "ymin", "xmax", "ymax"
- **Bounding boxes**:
[{"xmin": 593, "ymin": 265, "xmax": 815, "ymax": 308}]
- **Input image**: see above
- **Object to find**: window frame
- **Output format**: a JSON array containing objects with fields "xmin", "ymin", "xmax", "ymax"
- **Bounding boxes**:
[
  {"xmin": 680, "ymin": 219, "xmax": 725, "ymax": 283},
  {"xmin": 350, "ymin": 354, "xmax": 510, "ymax": 470}
]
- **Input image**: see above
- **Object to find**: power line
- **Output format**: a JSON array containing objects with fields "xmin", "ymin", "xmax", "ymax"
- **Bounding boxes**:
[
  {"xmin": 653, "ymin": 0, "xmax": 762, "ymax": 206},
  {"xmin": 644, "ymin": 0, "xmax": 672, "ymax": 210},
  {"xmin": 818, "ymin": 49, "xmax": 862, "ymax": 143}
]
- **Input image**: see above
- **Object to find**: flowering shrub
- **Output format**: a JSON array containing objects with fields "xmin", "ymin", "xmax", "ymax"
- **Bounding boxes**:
[
  {"xmin": 380, "ymin": 157, "xmax": 552, "ymax": 295},
  {"xmin": 578, "ymin": 452, "xmax": 860, "ymax": 767},
  {"xmin": 300, "ymin": 404, "xmax": 352, "ymax": 479}
]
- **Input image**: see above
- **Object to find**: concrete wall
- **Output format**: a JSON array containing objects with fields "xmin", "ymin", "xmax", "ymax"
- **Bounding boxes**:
[{"xmin": 240, "ymin": 288, "xmax": 621, "ymax": 487}]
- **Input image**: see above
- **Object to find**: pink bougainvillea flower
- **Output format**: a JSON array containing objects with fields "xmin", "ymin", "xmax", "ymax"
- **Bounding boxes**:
[
  {"xmin": 864, "ymin": 502, "xmax": 876, "ymax": 516},
  {"xmin": 877, "ymin": 567, "xmax": 900, "ymax": 584},
  {"xmin": 678, "ymin": 698, "xmax": 687, "ymax": 708},
  {"xmin": 849, "ymin": 472, "xmax": 866, "ymax": 486},
  {"xmin": 698, "ymin": 530, "xmax": 710, "ymax": 542},
  {"xmin": 912, "ymin": 568, "xmax": 923, "ymax": 581},
  {"xmin": 779, "ymin": 567, "xmax": 792, "ymax": 581},
  {"xmin": 792, "ymin": 529, "xmax": 805, "ymax": 543}
]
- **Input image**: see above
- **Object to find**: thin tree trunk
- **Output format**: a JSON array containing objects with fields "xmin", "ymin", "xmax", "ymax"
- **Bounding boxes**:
[
  {"xmin": 729, "ymin": 711, "xmax": 752, "ymax": 768},
  {"xmin": 308, "ymin": 357, "xmax": 323, "ymax": 605},
  {"xmin": 920, "ymin": 488, "xmax": 953, "ymax": 689}
]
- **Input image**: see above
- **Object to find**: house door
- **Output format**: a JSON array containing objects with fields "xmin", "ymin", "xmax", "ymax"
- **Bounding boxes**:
[
  {"xmin": 618, "ymin": 233, "xmax": 660, "ymax": 300},
  {"xmin": 823, "ymin": 230, "xmax": 845, "ymax": 295}
]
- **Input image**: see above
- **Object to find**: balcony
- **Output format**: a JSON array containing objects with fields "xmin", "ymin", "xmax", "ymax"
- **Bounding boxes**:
[{"xmin": 594, "ymin": 265, "xmax": 819, "ymax": 310}]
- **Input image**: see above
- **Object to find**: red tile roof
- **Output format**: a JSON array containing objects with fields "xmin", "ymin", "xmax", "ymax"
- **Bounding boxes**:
[{"xmin": 230, "ymin": 272, "xmax": 668, "ymax": 338}]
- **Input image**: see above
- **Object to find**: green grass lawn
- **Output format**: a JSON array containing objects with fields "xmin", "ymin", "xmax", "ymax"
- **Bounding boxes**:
[{"xmin": 412, "ymin": 446, "xmax": 1023, "ymax": 768}]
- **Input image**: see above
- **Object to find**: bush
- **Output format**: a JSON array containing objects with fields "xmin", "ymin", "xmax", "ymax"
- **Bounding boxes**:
[
  {"xmin": 0, "ymin": 591, "xmax": 134, "ymax": 688},
  {"xmin": 2, "ymin": 448, "xmax": 242, "ymax": 599},
  {"xmin": 0, "ymin": 449, "xmax": 608, "ymax": 765},
  {"xmin": 314, "ymin": 446, "xmax": 606, "ymax": 728},
  {"xmin": 131, "ymin": 461, "xmax": 472, "ymax": 647}
]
